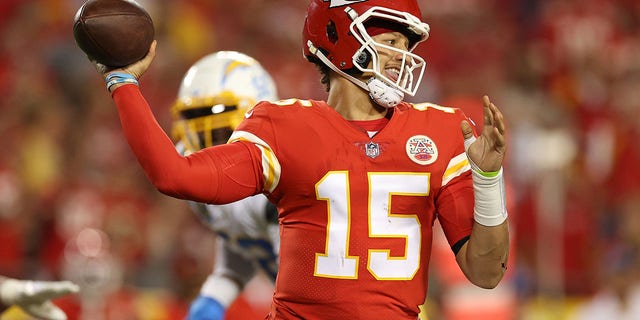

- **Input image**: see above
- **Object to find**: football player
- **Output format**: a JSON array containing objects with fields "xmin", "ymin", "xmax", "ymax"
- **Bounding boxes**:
[
  {"xmin": 0, "ymin": 275, "xmax": 79, "ymax": 320},
  {"xmin": 92, "ymin": 0, "xmax": 510, "ymax": 318},
  {"xmin": 171, "ymin": 51, "xmax": 280, "ymax": 320}
]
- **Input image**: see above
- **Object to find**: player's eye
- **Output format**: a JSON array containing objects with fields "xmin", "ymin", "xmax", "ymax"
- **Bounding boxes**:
[
  {"xmin": 376, "ymin": 34, "xmax": 408, "ymax": 50},
  {"xmin": 375, "ymin": 36, "xmax": 395, "ymax": 45}
]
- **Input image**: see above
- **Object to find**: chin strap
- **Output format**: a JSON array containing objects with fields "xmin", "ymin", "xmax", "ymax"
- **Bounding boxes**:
[
  {"xmin": 307, "ymin": 41, "xmax": 368, "ymax": 91},
  {"xmin": 367, "ymin": 77, "xmax": 404, "ymax": 108}
]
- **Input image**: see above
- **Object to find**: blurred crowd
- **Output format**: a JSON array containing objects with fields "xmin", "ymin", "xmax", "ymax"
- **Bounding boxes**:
[{"xmin": 0, "ymin": 0, "xmax": 639, "ymax": 319}]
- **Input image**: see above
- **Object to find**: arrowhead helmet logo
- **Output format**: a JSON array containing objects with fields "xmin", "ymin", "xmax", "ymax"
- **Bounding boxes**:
[{"xmin": 324, "ymin": 0, "xmax": 368, "ymax": 8}]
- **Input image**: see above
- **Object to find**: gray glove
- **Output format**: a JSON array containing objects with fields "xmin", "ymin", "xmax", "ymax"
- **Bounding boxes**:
[{"xmin": 1, "ymin": 279, "xmax": 80, "ymax": 320}]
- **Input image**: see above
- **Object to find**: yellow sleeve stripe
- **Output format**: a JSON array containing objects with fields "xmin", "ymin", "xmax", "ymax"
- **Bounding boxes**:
[
  {"xmin": 442, "ymin": 152, "xmax": 470, "ymax": 187},
  {"xmin": 229, "ymin": 130, "xmax": 281, "ymax": 193}
]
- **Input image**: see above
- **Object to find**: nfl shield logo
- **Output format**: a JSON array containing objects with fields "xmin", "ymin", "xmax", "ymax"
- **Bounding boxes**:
[{"xmin": 365, "ymin": 142, "xmax": 380, "ymax": 159}]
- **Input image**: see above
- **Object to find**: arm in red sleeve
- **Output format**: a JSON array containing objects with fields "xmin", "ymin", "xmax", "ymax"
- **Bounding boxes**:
[
  {"xmin": 111, "ymin": 84, "xmax": 263, "ymax": 204},
  {"xmin": 436, "ymin": 173, "xmax": 475, "ymax": 252}
]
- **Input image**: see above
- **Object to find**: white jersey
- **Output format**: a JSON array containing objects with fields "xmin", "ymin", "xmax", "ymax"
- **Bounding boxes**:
[
  {"xmin": 191, "ymin": 193, "xmax": 279, "ymax": 307},
  {"xmin": 177, "ymin": 142, "xmax": 279, "ymax": 306},
  {"xmin": 189, "ymin": 195, "xmax": 280, "ymax": 278}
]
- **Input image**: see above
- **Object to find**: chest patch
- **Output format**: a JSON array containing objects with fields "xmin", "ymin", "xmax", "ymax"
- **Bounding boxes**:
[
  {"xmin": 365, "ymin": 141, "xmax": 380, "ymax": 159},
  {"xmin": 406, "ymin": 135, "xmax": 438, "ymax": 165}
]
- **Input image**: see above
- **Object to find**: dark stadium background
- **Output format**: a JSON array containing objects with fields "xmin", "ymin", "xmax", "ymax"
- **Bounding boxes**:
[{"xmin": 0, "ymin": 0, "xmax": 638, "ymax": 319}]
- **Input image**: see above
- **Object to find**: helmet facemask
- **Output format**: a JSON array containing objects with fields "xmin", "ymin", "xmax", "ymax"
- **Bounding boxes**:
[
  {"xmin": 348, "ymin": 6, "xmax": 428, "ymax": 97},
  {"xmin": 305, "ymin": 5, "xmax": 429, "ymax": 108},
  {"xmin": 171, "ymin": 92, "xmax": 247, "ymax": 154},
  {"xmin": 170, "ymin": 51, "xmax": 278, "ymax": 154}
]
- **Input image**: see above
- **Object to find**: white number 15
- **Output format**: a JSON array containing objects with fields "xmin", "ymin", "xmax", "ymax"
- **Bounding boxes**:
[{"xmin": 314, "ymin": 171, "xmax": 430, "ymax": 280}]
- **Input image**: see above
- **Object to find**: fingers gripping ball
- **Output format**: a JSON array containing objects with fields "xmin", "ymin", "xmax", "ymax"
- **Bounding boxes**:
[{"xmin": 73, "ymin": 0, "xmax": 154, "ymax": 68}]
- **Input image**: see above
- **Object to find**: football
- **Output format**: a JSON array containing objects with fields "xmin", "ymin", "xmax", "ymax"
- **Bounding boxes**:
[{"xmin": 73, "ymin": 0, "xmax": 154, "ymax": 68}]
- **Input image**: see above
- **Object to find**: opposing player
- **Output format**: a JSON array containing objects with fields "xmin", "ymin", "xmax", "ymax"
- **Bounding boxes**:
[
  {"xmin": 171, "ymin": 51, "xmax": 280, "ymax": 320},
  {"xmin": 0, "ymin": 275, "xmax": 79, "ymax": 320},
  {"xmin": 91, "ymin": 0, "xmax": 510, "ymax": 318}
]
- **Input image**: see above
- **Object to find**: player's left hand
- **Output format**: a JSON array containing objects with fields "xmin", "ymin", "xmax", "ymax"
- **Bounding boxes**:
[
  {"xmin": 1, "ymin": 279, "xmax": 80, "ymax": 320},
  {"xmin": 460, "ymin": 95, "xmax": 506, "ymax": 172}
]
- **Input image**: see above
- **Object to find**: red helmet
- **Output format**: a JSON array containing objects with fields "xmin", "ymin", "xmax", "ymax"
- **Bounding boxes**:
[{"xmin": 303, "ymin": 0, "xmax": 430, "ymax": 96}]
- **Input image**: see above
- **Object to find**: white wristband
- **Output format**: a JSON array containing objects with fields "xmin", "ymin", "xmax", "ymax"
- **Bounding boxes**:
[
  {"xmin": 200, "ymin": 275, "xmax": 240, "ymax": 308},
  {"xmin": 472, "ymin": 168, "xmax": 508, "ymax": 226}
]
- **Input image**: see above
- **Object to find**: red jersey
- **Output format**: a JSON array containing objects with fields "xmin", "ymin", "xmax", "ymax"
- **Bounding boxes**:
[
  {"xmin": 111, "ymin": 86, "xmax": 475, "ymax": 319},
  {"xmin": 232, "ymin": 99, "xmax": 475, "ymax": 319}
]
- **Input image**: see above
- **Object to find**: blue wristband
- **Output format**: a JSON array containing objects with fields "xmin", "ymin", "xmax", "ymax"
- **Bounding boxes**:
[
  {"xmin": 105, "ymin": 72, "xmax": 138, "ymax": 92},
  {"xmin": 187, "ymin": 295, "xmax": 225, "ymax": 320}
]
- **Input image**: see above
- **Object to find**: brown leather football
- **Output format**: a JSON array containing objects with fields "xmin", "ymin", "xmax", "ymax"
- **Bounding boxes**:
[{"xmin": 73, "ymin": 0, "xmax": 154, "ymax": 68}]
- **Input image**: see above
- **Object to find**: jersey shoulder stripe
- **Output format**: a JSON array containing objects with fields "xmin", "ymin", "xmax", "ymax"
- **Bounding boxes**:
[
  {"xmin": 442, "ymin": 152, "xmax": 470, "ymax": 187},
  {"xmin": 270, "ymin": 98, "xmax": 314, "ymax": 108},
  {"xmin": 229, "ymin": 131, "xmax": 281, "ymax": 193},
  {"xmin": 410, "ymin": 102, "xmax": 458, "ymax": 114}
]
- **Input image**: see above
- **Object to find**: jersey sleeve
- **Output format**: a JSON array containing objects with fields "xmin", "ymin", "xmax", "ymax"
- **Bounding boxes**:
[
  {"xmin": 435, "ymin": 108, "xmax": 477, "ymax": 252},
  {"xmin": 230, "ymin": 100, "xmax": 284, "ymax": 194},
  {"xmin": 111, "ymin": 84, "xmax": 263, "ymax": 204}
]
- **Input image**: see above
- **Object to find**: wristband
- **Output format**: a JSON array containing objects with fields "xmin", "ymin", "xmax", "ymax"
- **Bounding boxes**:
[
  {"xmin": 471, "ymin": 167, "xmax": 508, "ymax": 226},
  {"xmin": 478, "ymin": 169, "xmax": 500, "ymax": 178},
  {"xmin": 105, "ymin": 72, "xmax": 138, "ymax": 93},
  {"xmin": 463, "ymin": 135, "xmax": 508, "ymax": 226},
  {"xmin": 200, "ymin": 276, "xmax": 240, "ymax": 308}
]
